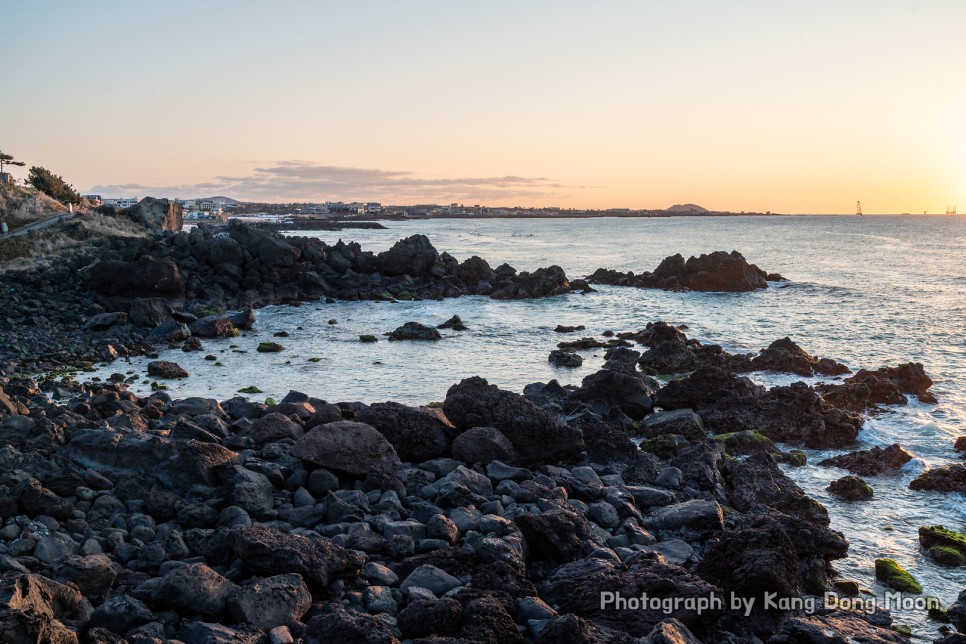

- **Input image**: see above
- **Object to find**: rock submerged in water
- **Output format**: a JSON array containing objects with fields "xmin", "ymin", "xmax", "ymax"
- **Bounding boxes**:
[
  {"xmin": 818, "ymin": 443, "xmax": 914, "ymax": 476},
  {"xmin": 387, "ymin": 321, "xmax": 442, "ymax": 341},
  {"xmin": 827, "ymin": 475, "xmax": 874, "ymax": 501},
  {"xmin": 548, "ymin": 349, "xmax": 583, "ymax": 368},
  {"xmin": 437, "ymin": 315, "xmax": 466, "ymax": 331},
  {"xmin": 909, "ymin": 463, "xmax": 966, "ymax": 494},
  {"xmin": 919, "ymin": 526, "xmax": 966, "ymax": 567}
]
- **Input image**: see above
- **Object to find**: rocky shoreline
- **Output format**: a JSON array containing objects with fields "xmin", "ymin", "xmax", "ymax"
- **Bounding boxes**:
[{"xmin": 0, "ymin": 200, "xmax": 963, "ymax": 643}]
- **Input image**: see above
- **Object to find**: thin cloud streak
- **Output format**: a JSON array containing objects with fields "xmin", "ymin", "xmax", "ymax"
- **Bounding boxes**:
[{"xmin": 87, "ymin": 162, "xmax": 575, "ymax": 204}]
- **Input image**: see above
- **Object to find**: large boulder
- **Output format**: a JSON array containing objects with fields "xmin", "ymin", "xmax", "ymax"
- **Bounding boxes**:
[
  {"xmin": 569, "ymin": 369, "xmax": 654, "ymax": 420},
  {"xmin": 387, "ymin": 322, "xmax": 441, "ymax": 341},
  {"xmin": 61, "ymin": 428, "xmax": 175, "ymax": 477},
  {"xmin": 818, "ymin": 443, "xmax": 914, "ymax": 476},
  {"xmin": 451, "ymin": 426, "xmax": 517, "ymax": 465},
  {"xmin": 354, "ymin": 402, "xmax": 452, "ymax": 462},
  {"xmin": 90, "ymin": 256, "xmax": 184, "ymax": 296},
  {"xmin": 152, "ymin": 562, "xmax": 237, "ymax": 617},
  {"xmin": 695, "ymin": 518, "xmax": 800, "ymax": 598},
  {"xmin": 491, "ymin": 265, "xmax": 570, "ymax": 299},
  {"xmin": 227, "ymin": 573, "xmax": 312, "ymax": 631},
  {"xmin": 443, "ymin": 377, "xmax": 584, "ymax": 466},
  {"xmin": 374, "ymin": 234, "xmax": 440, "ymax": 277},
  {"xmin": 0, "ymin": 573, "xmax": 93, "ymax": 629},
  {"xmin": 652, "ymin": 250, "xmax": 772, "ymax": 292},
  {"xmin": 118, "ymin": 197, "xmax": 183, "ymax": 232},
  {"xmin": 515, "ymin": 509, "xmax": 597, "ymax": 563},
  {"xmin": 655, "ymin": 368, "xmax": 861, "ymax": 448},
  {"xmin": 155, "ymin": 440, "xmax": 240, "ymax": 491},
  {"xmin": 228, "ymin": 220, "xmax": 300, "ymax": 268},
  {"xmin": 291, "ymin": 421, "xmax": 400, "ymax": 477},
  {"xmin": 910, "ymin": 463, "xmax": 966, "ymax": 494},
  {"xmin": 846, "ymin": 363, "xmax": 936, "ymax": 403},
  {"xmin": 0, "ymin": 415, "xmax": 65, "ymax": 452},
  {"xmin": 538, "ymin": 556, "xmax": 722, "ymax": 637},
  {"xmin": 750, "ymin": 337, "xmax": 850, "ymax": 377},
  {"xmin": 230, "ymin": 525, "xmax": 365, "ymax": 588}
]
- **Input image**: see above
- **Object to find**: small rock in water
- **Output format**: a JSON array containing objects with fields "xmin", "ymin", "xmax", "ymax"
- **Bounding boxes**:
[
  {"xmin": 257, "ymin": 342, "xmax": 284, "ymax": 353},
  {"xmin": 147, "ymin": 360, "xmax": 189, "ymax": 378},
  {"xmin": 387, "ymin": 322, "xmax": 441, "ymax": 341},
  {"xmin": 554, "ymin": 324, "xmax": 585, "ymax": 333},
  {"xmin": 548, "ymin": 349, "xmax": 583, "ymax": 368},
  {"xmin": 437, "ymin": 315, "xmax": 466, "ymax": 331},
  {"xmin": 874, "ymin": 558, "xmax": 922, "ymax": 593},
  {"xmin": 827, "ymin": 475, "xmax": 873, "ymax": 501}
]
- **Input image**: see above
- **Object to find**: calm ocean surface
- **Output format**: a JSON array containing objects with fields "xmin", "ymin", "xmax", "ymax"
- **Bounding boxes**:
[{"xmin": 95, "ymin": 215, "xmax": 966, "ymax": 638}]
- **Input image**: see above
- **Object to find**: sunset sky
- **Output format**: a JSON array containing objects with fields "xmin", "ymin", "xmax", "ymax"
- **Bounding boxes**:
[{"xmin": 4, "ymin": 1, "xmax": 964, "ymax": 213}]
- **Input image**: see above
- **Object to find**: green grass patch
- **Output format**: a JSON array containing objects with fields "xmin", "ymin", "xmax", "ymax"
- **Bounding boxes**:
[{"xmin": 0, "ymin": 237, "xmax": 33, "ymax": 262}]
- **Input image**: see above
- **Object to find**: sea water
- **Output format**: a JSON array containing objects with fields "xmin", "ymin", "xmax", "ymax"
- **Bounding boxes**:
[{"xmin": 91, "ymin": 215, "xmax": 966, "ymax": 639}]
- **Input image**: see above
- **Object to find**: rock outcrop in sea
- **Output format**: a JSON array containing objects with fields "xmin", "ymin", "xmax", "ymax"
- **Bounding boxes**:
[{"xmin": 588, "ymin": 250, "xmax": 784, "ymax": 292}]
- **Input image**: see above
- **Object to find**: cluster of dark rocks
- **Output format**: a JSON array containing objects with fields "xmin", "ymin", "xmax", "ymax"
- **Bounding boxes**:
[
  {"xmin": 1, "ymin": 204, "xmax": 960, "ymax": 641},
  {"xmin": 0, "ymin": 206, "xmax": 788, "ymax": 375},
  {"xmin": 587, "ymin": 250, "xmax": 785, "ymax": 292},
  {"xmin": 0, "ymin": 315, "xmax": 946, "ymax": 642}
]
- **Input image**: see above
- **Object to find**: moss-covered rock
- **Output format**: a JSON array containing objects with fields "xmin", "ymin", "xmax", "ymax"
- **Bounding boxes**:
[
  {"xmin": 927, "ymin": 545, "xmax": 966, "ymax": 567},
  {"xmin": 711, "ymin": 430, "xmax": 779, "ymax": 456},
  {"xmin": 256, "ymin": 342, "xmax": 284, "ymax": 353},
  {"xmin": 777, "ymin": 449, "xmax": 808, "ymax": 466},
  {"xmin": 874, "ymin": 558, "xmax": 922, "ymax": 593},
  {"xmin": 238, "ymin": 386, "xmax": 263, "ymax": 394},
  {"xmin": 827, "ymin": 475, "xmax": 873, "ymax": 501},
  {"xmin": 833, "ymin": 579, "xmax": 860, "ymax": 596},
  {"xmin": 892, "ymin": 624, "xmax": 912, "ymax": 637},
  {"xmin": 919, "ymin": 525, "xmax": 966, "ymax": 556},
  {"xmin": 359, "ymin": 334, "xmax": 378, "ymax": 343}
]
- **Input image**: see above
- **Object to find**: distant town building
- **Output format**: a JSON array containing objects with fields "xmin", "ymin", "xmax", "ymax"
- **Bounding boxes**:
[
  {"xmin": 0, "ymin": 172, "xmax": 14, "ymax": 186},
  {"xmin": 102, "ymin": 197, "xmax": 139, "ymax": 209},
  {"xmin": 325, "ymin": 201, "xmax": 372, "ymax": 215},
  {"xmin": 82, "ymin": 194, "xmax": 103, "ymax": 205}
]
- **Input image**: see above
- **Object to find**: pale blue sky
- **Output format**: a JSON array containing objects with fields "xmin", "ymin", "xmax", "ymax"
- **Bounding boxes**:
[{"xmin": 4, "ymin": 1, "xmax": 964, "ymax": 212}]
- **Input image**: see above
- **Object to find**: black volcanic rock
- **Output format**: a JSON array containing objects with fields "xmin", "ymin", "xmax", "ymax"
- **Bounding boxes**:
[
  {"xmin": 90, "ymin": 256, "xmax": 184, "ymax": 296},
  {"xmin": 750, "ymin": 337, "xmax": 850, "ymax": 377},
  {"xmin": 491, "ymin": 265, "xmax": 570, "ymax": 299},
  {"xmin": 443, "ymin": 376, "xmax": 584, "ymax": 465},
  {"xmin": 374, "ymin": 234, "xmax": 440, "ymax": 276},
  {"xmin": 910, "ymin": 463, "xmax": 966, "ymax": 494},
  {"xmin": 819, "ymin": 444, "xmax": 914, "ymax": 476},
  {"xmin": 589, "ymin": 250, "xmax": 780, "ymax": 292},
  {"xmin": 230, "ymin": 525, "xmax": 365, "ymax": 588},
  {"xmin": 387, "ymin": 322, "xmax": 442, "ymax": 341},
  {"xmin": 354, "ymin": 402, "xmax": 453, "ymax": 462}
]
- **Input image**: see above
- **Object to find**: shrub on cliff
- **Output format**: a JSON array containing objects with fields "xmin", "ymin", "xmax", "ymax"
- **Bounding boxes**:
[{"xmin": 27, "ymin": 166, "xmax": 81, "ymax": 204}]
